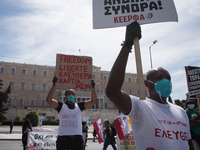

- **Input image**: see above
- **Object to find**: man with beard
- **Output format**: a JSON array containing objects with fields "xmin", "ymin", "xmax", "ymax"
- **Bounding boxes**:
[{"xmin": 46, "ymin": 77, "xmax": 97, "ymax": 150}]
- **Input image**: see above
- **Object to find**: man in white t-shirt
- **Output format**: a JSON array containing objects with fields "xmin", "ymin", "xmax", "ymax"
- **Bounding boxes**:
[
  {"xmin": 106, "ymin": 21, "xmax": 194, "ymax": 150},
  {"xmin": 46, "ymin": 78, "xmax": 97, "ymax": 150}
]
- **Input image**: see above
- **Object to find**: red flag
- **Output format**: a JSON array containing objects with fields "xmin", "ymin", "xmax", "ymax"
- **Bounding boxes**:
[
  {"xmin": 114, "ymin": 114, "xmax": 130, "ymax": 140},
  {"xmin": 93, "ymin": 118, "xmax": 104, "ymax": 144}
]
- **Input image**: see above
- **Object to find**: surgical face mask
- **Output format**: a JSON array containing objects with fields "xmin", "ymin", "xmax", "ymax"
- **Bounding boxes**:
[
  {"xmin": 148, "ymin": 78, "xmax": 172, "ymax": 98},
  {"xmin": 67, "ymin": 94, "xmax": 75, "ymax": 102},
  {"xmin": 187, "ymin": 104, "xmax": 195, "ymax": 109}
]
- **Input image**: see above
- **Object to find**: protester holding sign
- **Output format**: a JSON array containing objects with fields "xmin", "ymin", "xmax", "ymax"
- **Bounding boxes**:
[
  {"xmin": 46, "ymin": 77, "xmax": 97, "ymax": 150},
  {"xmin": 106, "ymin": 21, "xmax": 193, "ymax": 150}
]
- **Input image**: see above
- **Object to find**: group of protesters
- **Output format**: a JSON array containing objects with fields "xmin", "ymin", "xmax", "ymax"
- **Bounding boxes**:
[{"xmin": 20, "ymin": 22, "xmax": 200, "ymax": 150}]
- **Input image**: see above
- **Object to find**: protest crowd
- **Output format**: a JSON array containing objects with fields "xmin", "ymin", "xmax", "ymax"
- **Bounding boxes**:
[
  {"xmin": 10, "ymin": 22, "xmax": 197, "ymax": 150},
  {"xmin": 1, "ymin": 0, "xmax": 200, "ymax": 149}
]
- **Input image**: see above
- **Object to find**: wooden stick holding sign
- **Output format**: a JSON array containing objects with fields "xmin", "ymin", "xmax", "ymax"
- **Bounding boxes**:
[
  {"xmin": 198, "ymin": 98, "xmax": 200, "ymax": 114},
  {"xmin": 133, "ymin": 37, "xmax": 146, "ymax": 100}
]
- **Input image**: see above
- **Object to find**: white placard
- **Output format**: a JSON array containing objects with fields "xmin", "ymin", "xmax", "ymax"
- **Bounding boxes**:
[{"xmin": 93, "ymin": 0, "xmax": 178, "ymax": 29}]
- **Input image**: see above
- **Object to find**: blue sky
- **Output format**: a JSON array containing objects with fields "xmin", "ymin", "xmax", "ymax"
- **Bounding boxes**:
[{"xmin": 0, "ymin": 0, "xmax": 200, "ymax": 101}]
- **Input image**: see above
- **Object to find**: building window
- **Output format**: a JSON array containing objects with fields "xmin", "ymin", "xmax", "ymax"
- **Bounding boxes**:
[
  {"xmin": 43, "ymin": 70, "xmax": 47, "ymax": 77},
  {"xmin": 10, "ymin": 82, "xmax": 14, "ymax": 89},
  {"xmin": 129, "ymin": 89, "xmax": 133, "ymax": 95},
  {"xmin": 41, "ymin": 100, "xmax": 46, "ymax": 106},
  {"xmin": 30, "ymin": 99, "xmax": 35, "ymax": 106},
  {"xmin": 136, "ymin": 78, "xmax": 138, "ymax": 83},
  {"xmin": 136, "ymin": 90, "xmax": 139, "ymax": 96},
  {"xmin": 0, "ymin": 67, "xmax": 4, "ymax": 73},
  {"xmin": 104, "ymin": 103, "xmax": 107, "ymax": 109},
  {"xmin": 103, "ymin": 75, "xmax": 107, "ymax": 81},
  {"xmin": 42, "ymin": 84, "xmax": 46, "ymax": 91},
  {"xmin": 21, "ymin": 82, "xmax": 25, "ymax": 90},
  {"xmin": 32, "ymin": 83, "xmax": 36, "ymax": 91},
  {"xmin": 92, "ymin": 74, "xmax": 95, "ymax": 80},
  {"xmin": 11, "ymin": 68, "xmax": 16, "ymax": 74},
  {"xmin": 22, "ymin": 68, "xmax": 26, "ymax": 75},
  {"xmin": 33, "ymin": 70, "xmax": 37, "ymax": 76},
  {"xmin": 8, "ymin": 98, "xmax": 12, "ymax": 105},
  {"xmin": 19, "ymin": 98, "xmax": 24, "ymax": 105},
  {"xmin": 145, "ymin": 90, "xmax": 148, "ymax": 97},
  {"xmin": 128, "ymin": 77, "xmax": 131, "ymax": 83}
]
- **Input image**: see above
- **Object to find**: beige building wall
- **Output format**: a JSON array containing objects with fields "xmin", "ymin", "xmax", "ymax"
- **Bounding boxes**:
[{"xmin": 0, "ymin": 61, "xmax": 147, "ymax": 122}]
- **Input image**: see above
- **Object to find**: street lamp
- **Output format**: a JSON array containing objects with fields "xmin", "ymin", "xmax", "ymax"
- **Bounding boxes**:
[{"xmin": 149, "ymin": 40, "xmax": 157, "ymax": 68}]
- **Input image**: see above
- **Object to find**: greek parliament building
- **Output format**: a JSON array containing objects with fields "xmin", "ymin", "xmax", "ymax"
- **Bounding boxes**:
[{"xmin": 0, "ymin": 61, "xmax": 147, "ymax": 122}]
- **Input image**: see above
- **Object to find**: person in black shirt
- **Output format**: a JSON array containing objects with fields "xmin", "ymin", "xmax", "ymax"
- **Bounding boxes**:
[{"xmin": 103, "ymin": 120, "xmax": 117, "ymax": 150}]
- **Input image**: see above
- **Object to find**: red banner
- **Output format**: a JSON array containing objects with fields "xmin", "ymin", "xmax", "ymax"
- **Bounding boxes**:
[{"xmin": 93, "ymin": 118, "xmax": 104, "ymax": 144}]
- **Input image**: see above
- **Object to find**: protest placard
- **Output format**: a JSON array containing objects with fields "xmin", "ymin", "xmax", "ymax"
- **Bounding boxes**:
[
  {"xmin": 55, "ymin": 54, "xmax": 93, "ymax": 90},
  {"xmin": 93, "ymin": 0, "xmax": 178, "ymax": 29},
  {"xmin": 117, "ymin": 132, "xmax": 135, "ymax": 150},
  {"xmin": 185, "ymin": 66, "xmax": 200, "ymax": 98},
  {"xmin": 27, "ymin": 128, "xmax": 58, "ymax": 150}
]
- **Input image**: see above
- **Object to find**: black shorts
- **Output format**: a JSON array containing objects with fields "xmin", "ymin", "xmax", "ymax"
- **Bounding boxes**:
[{"xmin": 56, "ymin": 135, "xmax": 83, "ymax": 150}]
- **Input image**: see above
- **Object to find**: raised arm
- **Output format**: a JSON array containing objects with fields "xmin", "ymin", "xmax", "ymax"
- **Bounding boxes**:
[
  {"xmin": 46, "ymin": 77, "xmax": 59, "ymax": 109},
  {"xmin": 106, "ymin": 21, "xmax": 141, "ymax": 115},
  {"xmin": 84, "ymin": 80, "xmax": 98, "ymax": 109}
]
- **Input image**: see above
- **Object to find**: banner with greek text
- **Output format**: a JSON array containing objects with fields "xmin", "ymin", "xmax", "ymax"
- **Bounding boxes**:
[
  {"xmin": 185, "ymin": 66, "xmax": 200, "ymax": 98},
  {"xmin": 27, "ymin": 128, "xmax": 58, "ymax": 150},
  {"xmin": 93, "ymin": 0, "xmax": 178, "ymax": 29},
  {"xmin": 56, "ymin": 54, "xmax": 93, "ymax": 90}
]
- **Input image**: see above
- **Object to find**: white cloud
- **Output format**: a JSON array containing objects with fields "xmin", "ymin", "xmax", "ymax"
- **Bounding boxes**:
[{"xmin": 0, "ymin": 0, "xmax": 200, "ymax": 100}]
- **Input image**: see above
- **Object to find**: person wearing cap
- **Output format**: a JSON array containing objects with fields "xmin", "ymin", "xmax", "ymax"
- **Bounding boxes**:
[
  {"xmin": 186, "ymin": 98, "xmax": 200, "ymax": 148},
  {"xmin": 46, "ymin": 77, "xmax": 97, "ymax": 150}
]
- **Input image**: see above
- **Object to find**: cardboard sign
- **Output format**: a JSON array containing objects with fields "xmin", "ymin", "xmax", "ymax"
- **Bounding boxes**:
[
  {"xmin": 185, "ymin": 66, "xmax": 200, "ymax": 98},
  {"xmin": 117, "ymin": 132, "xmax": 135, "ymax": 150},
  {"xmin": 93, "ymin": 0, "xmax": 178, "ymax": 29},
  {"xmin": 27, "ymin": 128, "xmax": 58, "ymax": 150},
  {"xmin": 56, "ymin": 54, "xmax": 93, "ymax": 90}
]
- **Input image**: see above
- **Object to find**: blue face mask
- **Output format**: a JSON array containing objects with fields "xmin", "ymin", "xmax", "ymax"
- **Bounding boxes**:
[
  {"xmin": 149, "ymin": 78, "xmax": 172, "ymax": 98},
  {"xmin": 67, "ymin": 94, "xmax": 75, "ymax": 102},
  {"xmin": 154, "ymin": 78, "xmax": 172, "ymax": 98},
  {"xmin": 187, "ymin": 104, "xmax": 195, "ymax": 109}
]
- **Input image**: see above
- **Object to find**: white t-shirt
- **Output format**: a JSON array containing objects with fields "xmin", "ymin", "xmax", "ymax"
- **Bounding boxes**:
[
  {"xmin": 128, "ymin": 96, "xmax": 191, "ymax": 150},
  {"xmin": 58, "ymin": 103, "xmax": 82, "ymax": 136}
]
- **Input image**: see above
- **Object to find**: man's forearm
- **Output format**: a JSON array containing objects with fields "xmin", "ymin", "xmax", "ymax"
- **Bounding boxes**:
[
  {"xmin": 106, "ymin": 46, "xmax": 130, "ymax": 97},
  {"xmin": 91, "ymin": 88, "xmax": 97, "ymax": 105}
]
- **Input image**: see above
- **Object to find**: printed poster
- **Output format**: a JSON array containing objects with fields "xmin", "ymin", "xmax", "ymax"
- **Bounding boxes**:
[
  {"xmin": 185, "ymin": 66, "xmax": 200, "ymax": 98},
  {"xmin": 93, "ymin": 0, "xmax": 178, "ymax": 29}
]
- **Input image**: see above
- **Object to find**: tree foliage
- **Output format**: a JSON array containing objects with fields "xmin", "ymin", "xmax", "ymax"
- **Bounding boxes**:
[
  {"xmin": 0, "ymin": 82, "xmax": 11, "ymax": 122},
  {"xmin": 15, "ymin": 114, "xmax": 21, "ymax": 122},
  {"xmin": 25, "ymin": 110, "xmax": 39, "ymax": 127}
]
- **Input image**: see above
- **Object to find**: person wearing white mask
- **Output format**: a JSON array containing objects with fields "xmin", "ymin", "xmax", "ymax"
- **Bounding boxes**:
[
  {"xmin": 46, "ymin": 77, "xmax": 97, "ymax": 150},
  {"xmin": 186, "ymin": 98, "xmax": 200, "ymax": 149}
]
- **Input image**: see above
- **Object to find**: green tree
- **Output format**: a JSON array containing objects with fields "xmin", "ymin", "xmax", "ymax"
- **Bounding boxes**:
[
  {"xmin": 25, "ymin": 110, "xmax": 39, "ymax": 127},
  {"xmin": 174, "ymin": 99, "xmax": 182, "ymax": 107},
  {"xmin": 0, "ymin": 82, "xmax": 11, "ymax": 122},
  {"xmin": 14, "ymin": 114, "xmax": 21, "ymax": 122}
]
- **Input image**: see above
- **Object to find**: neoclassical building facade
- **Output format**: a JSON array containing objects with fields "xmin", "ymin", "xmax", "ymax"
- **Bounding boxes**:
[{"xmin": 0, "ymin": 61, "xmax": 147, "ymax": 122}]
